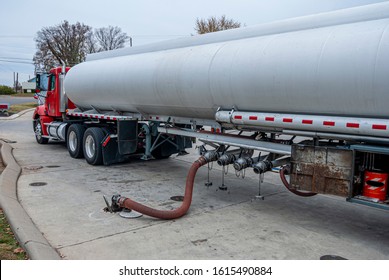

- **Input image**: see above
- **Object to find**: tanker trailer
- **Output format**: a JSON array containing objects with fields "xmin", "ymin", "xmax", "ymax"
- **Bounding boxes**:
[{"xmin": 33, "ymin": 2, "xmax": 389, "ymax": 218}]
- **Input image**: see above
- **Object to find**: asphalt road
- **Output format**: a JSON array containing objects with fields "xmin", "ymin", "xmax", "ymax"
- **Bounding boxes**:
[
  {"xmin": 0, "ymin": 95, "xmax": 35, "ymax": 105},
  {"xmin": 1, "ymin": 112, "xmax": 389, "ymax": 260}
]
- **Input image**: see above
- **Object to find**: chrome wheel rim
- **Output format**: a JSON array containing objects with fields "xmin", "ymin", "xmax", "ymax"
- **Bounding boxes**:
[
  {"xmin": 85, "ymin": 134, "xmax": 96, "ymax": 159},
  {"xmin": 35, "ymin": 121, "xmax": 42, "ymax": 140},
  {"xmin": 68, "ymin": 131, "xmax": 77, "ymax": 152}
]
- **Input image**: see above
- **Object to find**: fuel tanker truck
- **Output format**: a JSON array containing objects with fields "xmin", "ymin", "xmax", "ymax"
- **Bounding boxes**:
[{"xmin": 33, "ymin": 2, "xmax": 389, "ymax": 218}]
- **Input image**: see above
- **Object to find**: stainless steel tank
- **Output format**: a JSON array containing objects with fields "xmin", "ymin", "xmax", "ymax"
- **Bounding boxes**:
[{"xmin": 65, "ymin": 2, "xmax": 389, "ymax": 120}]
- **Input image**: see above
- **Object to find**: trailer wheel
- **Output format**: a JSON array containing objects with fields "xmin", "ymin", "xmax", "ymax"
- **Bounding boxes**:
[
  {"xmin": 67, "ymin": 124, "xmax": 86, "ymax": 158},
  {"xmin": 83, "ymin": 127, "xmax": 105, "ymax": 165},
  {"xmin": 33, "ymin": 117, "xmax": 48, "ymax": 144}
]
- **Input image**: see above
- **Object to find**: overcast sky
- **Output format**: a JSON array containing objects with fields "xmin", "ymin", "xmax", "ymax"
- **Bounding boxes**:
[{"xmin": 0, "ymin": 0, "xmax": 385, "ymax": 87}]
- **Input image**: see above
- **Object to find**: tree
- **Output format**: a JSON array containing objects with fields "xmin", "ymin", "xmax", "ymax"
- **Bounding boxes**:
[
  {"xmin": 33, "ymin": 21, "xmax": 93, "ymax": 71},
  {"xmin": 194, "ymin": 15, "xmax": 241, "ymax": 34},
  {"xmin": 0, "ymin": 85, "xmax": 15, "ymax": 95},
  {"xmin": 33, "ymin": 22, "xmax": 130, "ymax": 71},
  {"xmin": 94, "ymin": 26, "xmax": 129, "ymax": 51}
]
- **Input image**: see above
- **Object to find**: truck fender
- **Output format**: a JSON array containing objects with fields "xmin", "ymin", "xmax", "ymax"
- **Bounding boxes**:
[
  {"xmin": 33, "ymin": 105, "xmax": 53, "ymax": 137},
  {"xmin": 32, "ymin": 105, "xmax": 46, "ymax": 119}
]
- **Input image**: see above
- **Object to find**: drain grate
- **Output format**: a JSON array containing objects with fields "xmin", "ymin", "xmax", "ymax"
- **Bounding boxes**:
[
  {"xmin": 170, "ymin": 196, "xmax": 184, "ymax": 201},
  {"xmin": 24, "ymin": 166, "xmax": 43, "ymax": 171},
  {"xmin": 29, "ymin": 182, "xmax": 47, "ymax": 187},
  {"xmin": 320, "ymin": 255, "xmax": 347, "ymax": 260},
  {"xmin": 46, "ymin": 165, "xmax": 60, "ymax": 168}
]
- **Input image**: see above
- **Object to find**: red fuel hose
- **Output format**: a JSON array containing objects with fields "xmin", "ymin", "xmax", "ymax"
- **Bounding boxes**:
[
  {"xmin": 118, "ymin": 156, "xmax": 208, "ymax": 220},
  {"xmin": 280, "ymin": 166, "xmax": 317, "ymax": 197}
]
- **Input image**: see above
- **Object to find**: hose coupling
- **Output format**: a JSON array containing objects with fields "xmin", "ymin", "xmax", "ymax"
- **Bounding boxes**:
[
  {"xmin": 253, "ymin": 160, "xmax": 273, "ymax": 174},
  {"xmin": 233, "ymin": 157, "xmax": 254, "ymax": 171},
  {"xmin": 217, "ymin": 153, "xmax": 236, "ymax": 166}
]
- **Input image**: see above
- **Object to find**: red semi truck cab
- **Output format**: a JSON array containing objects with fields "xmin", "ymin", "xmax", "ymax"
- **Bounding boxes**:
[
  {"xmin": 35, "ymin": 66, "xmax": 75, "ymax": 118},
  {"xmin": 33, "ymin": 66, "xmax": 76, "ymax": 143}
]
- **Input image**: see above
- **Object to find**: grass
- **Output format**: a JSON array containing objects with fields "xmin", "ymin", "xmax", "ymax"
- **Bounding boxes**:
[
  {"xmin": 0, "ymin": 93, "xmax": 36, "ymax": 98},
  {"xmin": 12, "ymin": 93, "xmax": 35, "ymax": 97},
  {"xmin": 0, "ymin": 208, "xmax": 27, "ymax": 260},
  {"xmin": 8, "ymin": 102, "xmax": 38, "ymax": 115}
]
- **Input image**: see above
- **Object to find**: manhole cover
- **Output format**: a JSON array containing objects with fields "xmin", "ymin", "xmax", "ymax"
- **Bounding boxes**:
[
  {"xmin": 46, "ymin": 165, "xmax": 60, "ymax": 168},
  {"xmin": 170, "ymin": 196, "xmax": 184, "ymax": 201},
  {"xmin": 320, "ymin": 255, "xmax": 347, "ymax": 260},
  {"xmin": 29, "ymin": 182, "xmax": 47, "ymax": 187}
]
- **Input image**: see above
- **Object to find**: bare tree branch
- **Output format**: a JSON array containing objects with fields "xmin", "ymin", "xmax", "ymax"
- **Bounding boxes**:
[
  {"xmin": 94, "ymin": 26, "xmax": 129, "ymax": 51},
  {"xmin": 194, "ymin": 15, "xmax": 241, "ymax": 34},
  {"xmin": 33, "ymin": 22, "xmax": 130, "ymax": 71}
]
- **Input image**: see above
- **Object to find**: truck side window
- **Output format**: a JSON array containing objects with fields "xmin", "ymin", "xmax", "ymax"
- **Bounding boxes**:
[{"xmin": 49, "ymin": 74, "xmax": 56, "ymax": 91}]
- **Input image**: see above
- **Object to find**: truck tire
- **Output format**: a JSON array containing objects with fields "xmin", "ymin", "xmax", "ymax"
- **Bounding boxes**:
[
  {"xmin": 83, "ymin": 127, "xmax": 105, "ymax": 165},
  {"xmin": 33, "ymin": 117, "xmax": 49, "ymax": 144},
  {"xmin": 67, "ymin": 124, "xmax": 86, "ymax": 158}
]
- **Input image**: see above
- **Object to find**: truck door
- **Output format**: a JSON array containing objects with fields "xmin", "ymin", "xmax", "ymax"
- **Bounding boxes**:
[{"xmin": 45, "ymin": 73, "xmax": 61, "ymax": 117}]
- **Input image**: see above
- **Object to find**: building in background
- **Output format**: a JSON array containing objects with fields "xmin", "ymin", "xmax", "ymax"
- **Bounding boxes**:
[{"xmin": 22, "ymin": 77, "xmax": 36, "ymax": 93}]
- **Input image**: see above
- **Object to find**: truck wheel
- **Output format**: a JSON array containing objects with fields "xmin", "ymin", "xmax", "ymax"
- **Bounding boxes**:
[
  {"xmin": 83, "ymin": 127, "xmax": 105, "ymax": 165},
  {"xmin": 33, "ymin": 117, "xmax": 49, "ymax": 144},
  {"xmin": 67, "ymin": 124, "xmax": 86, "ymax": 158}
]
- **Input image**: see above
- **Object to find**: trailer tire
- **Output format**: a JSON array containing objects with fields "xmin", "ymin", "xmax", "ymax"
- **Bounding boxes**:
[
  {"xmin": 83, "ymin": 127, "xmax": 105, "ymax": 165},
  {"xmin": 33, "ymin": 117, "xmax": 49, "ymax": 144},
  {"xmin": 67, "ymin": 124, "xmax": 86, "ymax": 158}
]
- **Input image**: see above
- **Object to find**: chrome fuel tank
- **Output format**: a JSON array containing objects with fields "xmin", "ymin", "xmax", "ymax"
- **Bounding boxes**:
[{"xmin": 65, "ymin": 3, "xmax": 389, "ymax": 120}]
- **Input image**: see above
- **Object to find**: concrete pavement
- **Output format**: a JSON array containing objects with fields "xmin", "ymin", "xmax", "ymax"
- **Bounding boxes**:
[
  {"xmin": 0, "ymin": 111, "xmax": 389, "ymax": 260},
  {"xmin": 0, "ymin": 141, "xmax": 60, "ymax": 259}
]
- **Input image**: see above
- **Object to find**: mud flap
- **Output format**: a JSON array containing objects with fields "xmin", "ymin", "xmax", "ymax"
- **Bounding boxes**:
[
  {"xmin": 118, "ymin": 120, "xmax": 138, "ymax": 155},
  {"xmin": 102, "ymin": 135, "xmax": 129, "ymax": 165}
]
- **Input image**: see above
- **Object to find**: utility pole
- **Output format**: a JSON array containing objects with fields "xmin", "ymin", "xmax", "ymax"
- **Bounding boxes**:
[{"xmin": 16, "ymin": 72, "xmax": 19, "ymax": 93}]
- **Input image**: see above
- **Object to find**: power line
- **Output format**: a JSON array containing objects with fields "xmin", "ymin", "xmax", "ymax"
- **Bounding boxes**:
[
  {"xmin": 0, "ymin": 35, "xmax": 34, "ymax": 38},
  {"xmin": 0, "ymin": 56, "xmax": 32, "ymax": 61},
  {"xmin": 0, "ymin": 59, "xmax": 33, "ymax": 65}
]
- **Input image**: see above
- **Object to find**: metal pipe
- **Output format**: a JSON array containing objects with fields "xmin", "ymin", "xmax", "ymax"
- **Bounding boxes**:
[
  {"xmin": 59, "ymin": 60, "xmax": 66, "ymax": 113},
  {"xmin": 115, "ymin": 156, "xmax": 210, "ymax": 219},
  {"xmin": 282, "ymin": 130, "xmax": 389, "ymax": 144}
]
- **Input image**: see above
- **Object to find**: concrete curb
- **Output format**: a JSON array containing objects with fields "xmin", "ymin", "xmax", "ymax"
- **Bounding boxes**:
[
  {"xmin": 0, "ymin": 108, "xmax": 35, "ymax": 120},
  {"xmin": 0, "ymin": 141, "xmax": 61, "ymax": 260},
  {"xmin": 0, "ymin": 108, "xmax": 35, "ymax": 121}
]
